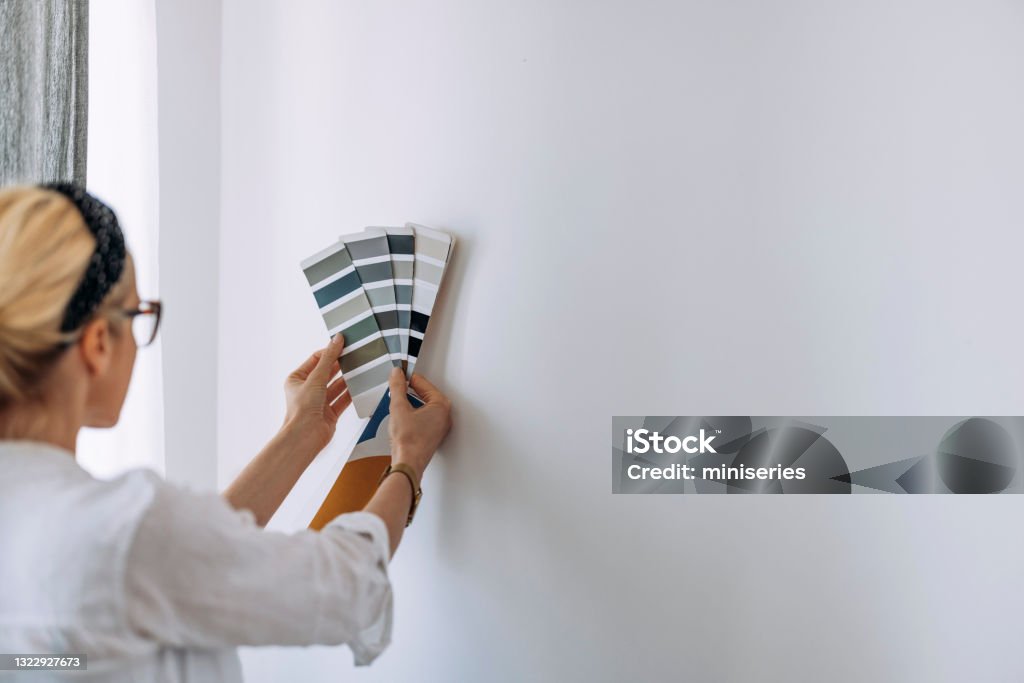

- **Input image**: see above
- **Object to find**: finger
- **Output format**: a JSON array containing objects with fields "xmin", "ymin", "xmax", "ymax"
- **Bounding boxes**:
[
  {"xmin": 330, "ymin": 389, "xmax": 352, "ymax": 420},
  {"xmin": 409, "ymin": 373, "xmax": 449, "ymax": 406},
  {"xmin": 289, "ymin": 352, "xmax": 320, "ymax": 381},
  {"xmin": 326, "ymin": 373, "xmax": 347, "ymax": 404},
  {"xmin": 309, "ymin": 357, "xmax": 339, "ymax": 384},
  {"xmin": 310, "ymin": 334, "xmax": 345, "ymax": 384},
  {"xmin": 388, "ymin": 366, "xmax": 412, "ymax": 412}
]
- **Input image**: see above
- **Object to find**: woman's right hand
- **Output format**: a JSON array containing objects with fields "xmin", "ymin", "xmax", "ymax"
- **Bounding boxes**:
[{"xmin": 387, "ymin": 366, "xmax": 452, "ymax": 479}]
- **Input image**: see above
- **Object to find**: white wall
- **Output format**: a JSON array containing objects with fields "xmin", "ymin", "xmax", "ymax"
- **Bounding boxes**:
[
  {"xmin": 156, "ymin": 0, "xmax": 222, "ymax": 490},
  {"xmin": 218, "ymin": 2, "xmax": 1024, "ymax": 681}
]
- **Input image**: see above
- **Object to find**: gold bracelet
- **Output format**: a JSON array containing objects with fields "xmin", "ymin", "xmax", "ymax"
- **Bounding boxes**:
[{"xmin": 377, "ymin": 462, "xmax": 422, "ymax": 527}]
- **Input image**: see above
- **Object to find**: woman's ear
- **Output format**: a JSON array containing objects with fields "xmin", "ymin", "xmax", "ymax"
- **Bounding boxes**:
[{"xmin": 78, "ymin": 317, "xmax": 114, "ymax": 377}]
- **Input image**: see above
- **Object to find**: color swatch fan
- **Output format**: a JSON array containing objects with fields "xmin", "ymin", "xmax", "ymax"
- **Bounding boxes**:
[
  {"xmin": 300, "ymin": 223, "xmax": 454, "ymax": 418},
  {"xmin": 300, "ymin": 223, "xmax": 453, "ymax": 530}
]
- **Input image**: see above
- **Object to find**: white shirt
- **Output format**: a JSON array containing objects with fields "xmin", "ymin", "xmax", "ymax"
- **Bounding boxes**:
[{"xmin": 0, "ymin": 440, "xmax": 394, "ymax": 682}]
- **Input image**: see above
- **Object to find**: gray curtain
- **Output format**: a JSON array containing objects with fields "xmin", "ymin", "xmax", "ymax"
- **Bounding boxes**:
[{"xmin": 0, "ymin": 0, "xmax": 88, "ymax": 185}]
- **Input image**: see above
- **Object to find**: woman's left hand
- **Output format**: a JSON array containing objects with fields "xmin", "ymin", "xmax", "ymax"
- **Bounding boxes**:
[{"xmin": 282, "ymin": 333, "xmax": 350, "ymax": 452}]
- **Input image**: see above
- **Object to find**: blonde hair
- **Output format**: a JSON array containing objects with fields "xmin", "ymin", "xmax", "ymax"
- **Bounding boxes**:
[{"xmin": 0, "ymin": 186, "xmax": 133, "ymax": 408}]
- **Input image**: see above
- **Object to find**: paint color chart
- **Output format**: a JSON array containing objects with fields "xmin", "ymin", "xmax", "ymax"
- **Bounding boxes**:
[
  {"xmin": 340, "ymin": 229, "xmax": 402, "ymax": 365},
  {"xmin": 385, "ymin": 226, "xmax": 416, "ymax": 373},
  {"xmin": 301, "ymin": 223, "xmax": 455, "ymax": 418},
  {"xmin": 408, "ymin": 223, "xmax": 454, "ymax": 375}
]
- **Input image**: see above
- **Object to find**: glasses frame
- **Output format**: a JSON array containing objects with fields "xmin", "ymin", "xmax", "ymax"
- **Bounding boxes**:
[{"xmin": 120, "ymin": 299, "xmax": 162, "ymax": 348}]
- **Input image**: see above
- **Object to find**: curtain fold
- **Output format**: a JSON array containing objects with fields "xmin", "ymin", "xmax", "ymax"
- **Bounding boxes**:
[{"xmin": 0, "ymin": 0, "xmax": 89, "ymax": 185}]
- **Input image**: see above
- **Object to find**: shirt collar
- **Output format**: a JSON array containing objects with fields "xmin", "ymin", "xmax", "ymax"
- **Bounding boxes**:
[{"xmin": 0, "ymin": 439, "xmax": 79, "ymax": 462}]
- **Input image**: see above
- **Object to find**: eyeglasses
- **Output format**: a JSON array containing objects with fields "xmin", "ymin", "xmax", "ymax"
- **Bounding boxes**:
[
  {"xmin": 120, "ymin": 300, "xmax": 162, "ymax": 348},
  {"xmin": 56, "ymin": 299, "xmax": 163, "ymax": 350}
]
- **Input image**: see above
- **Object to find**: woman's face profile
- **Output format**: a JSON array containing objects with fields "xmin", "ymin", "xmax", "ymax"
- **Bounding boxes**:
[{"xmin": 82, "ymin": 254, "xmax": 140, "ymax": 429}]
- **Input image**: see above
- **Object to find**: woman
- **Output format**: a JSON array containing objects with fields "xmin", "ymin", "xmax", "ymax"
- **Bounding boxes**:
[{"xmin": 0, "ymin": 184, "xmax": 452, "ymax": 680}]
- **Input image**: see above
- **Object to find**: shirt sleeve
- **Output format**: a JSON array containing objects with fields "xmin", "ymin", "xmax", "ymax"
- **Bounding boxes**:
[{"xmin": 122, "ymin": 475, "xmax": 393, "ymax": 666}]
